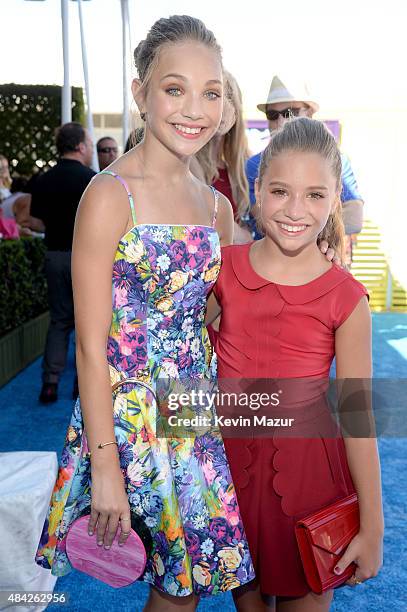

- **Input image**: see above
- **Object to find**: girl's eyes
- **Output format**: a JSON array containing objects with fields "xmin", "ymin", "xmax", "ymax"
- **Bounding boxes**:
[
  {"xmin": 271, "ymin": 189, "xmax": 325, "ymax": 199},
  {"xmin": 165, "ymin": 87, "xmax": 182, "ymax": 97},
  {"xmin": 308, "ymin": 192, "xmax": 324, "ymax": 199},
  {"xmin": 164, "ymin": 88, "xmax": 221, "ymax": 100},
  {"xmin": 204, "ymin": 91, "xmax": 221, "ymax": 100}
]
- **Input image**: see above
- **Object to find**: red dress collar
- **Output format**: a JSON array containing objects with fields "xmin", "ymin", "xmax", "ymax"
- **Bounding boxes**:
[{"xmin": 229, "ymin": 242, "xmax": 351, "ymax": 304}]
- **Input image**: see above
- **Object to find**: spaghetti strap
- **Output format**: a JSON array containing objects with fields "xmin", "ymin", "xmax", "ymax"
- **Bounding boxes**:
[
  {"xmin": 210, "ymin": 186, "xmax": 219, "ymax": 228},
  {"xmin": 99, "ymin": 170, "xmax": 137, "ymax": 226}
]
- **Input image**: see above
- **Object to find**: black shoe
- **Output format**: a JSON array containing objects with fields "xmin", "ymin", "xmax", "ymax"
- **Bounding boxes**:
[
  {"xmin": 39, "ymin": 382, "xmax": 58, "ymax": 404},
  {"xmin": 72, "ymin": 376, "xmax": 79, "ymax": 400}
]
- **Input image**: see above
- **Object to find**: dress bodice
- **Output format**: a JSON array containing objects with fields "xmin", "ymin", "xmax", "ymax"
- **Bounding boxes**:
[
  {"xmin": 108, "ymin": 224, "xmax": 221, "ymax": 382},
  {"xmin": 214, "ymin": 243, "xmax": 368, "ymax": 380}
]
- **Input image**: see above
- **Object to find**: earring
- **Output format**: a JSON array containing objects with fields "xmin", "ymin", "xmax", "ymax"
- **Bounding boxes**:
[{"xmin": 140, "ymin": 112, "xmax": 146, "ymax": 121}]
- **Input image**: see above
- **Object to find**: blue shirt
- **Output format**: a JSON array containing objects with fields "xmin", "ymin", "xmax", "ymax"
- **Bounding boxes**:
[
  {"xmin": 244, "ymin": 150, "xmax": 363, "ymax": 239},
  {"xmin": 340, "ymin": 153, "xmax": 363, "ymax": 203}
]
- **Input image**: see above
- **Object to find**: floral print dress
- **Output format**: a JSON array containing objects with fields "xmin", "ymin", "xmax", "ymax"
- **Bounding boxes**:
[{"xmin": 35, "ymin": 171, "xmax": 255, "ymax": 598}]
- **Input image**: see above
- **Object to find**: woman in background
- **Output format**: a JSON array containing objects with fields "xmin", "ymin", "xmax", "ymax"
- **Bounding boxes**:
[
  {"xmin": 193, "ymin": 71, "xmax": 252, "ymax": 244},
  {"xmin": 0, "ymin": 154, "xmax": 12, "ymax": 202},
  {"xmin": 0, "ymin": 176, "xmax": 44, "ymax": 234}
]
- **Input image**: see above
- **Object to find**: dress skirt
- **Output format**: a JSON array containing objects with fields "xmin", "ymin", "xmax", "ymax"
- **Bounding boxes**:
[{"xmin": 224, "ymin": 413, "xmax": 355, "ymax": 597}]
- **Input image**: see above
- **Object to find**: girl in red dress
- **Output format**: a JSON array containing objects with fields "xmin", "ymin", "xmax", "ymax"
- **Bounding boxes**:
[{"xmin": 207, "ymin": 117, "xmax": 383, "ymax": 611}]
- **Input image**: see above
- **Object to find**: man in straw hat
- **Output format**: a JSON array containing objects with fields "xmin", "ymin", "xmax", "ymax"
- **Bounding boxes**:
[{"xmin": 246, "ymin": 76, "xmax": 364, "ymax": 243}]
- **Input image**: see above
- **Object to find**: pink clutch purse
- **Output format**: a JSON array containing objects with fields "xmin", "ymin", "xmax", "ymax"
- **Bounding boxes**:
[{"xmin": 66, "ymin": 509, "xmax": 152, "ymax": 588}]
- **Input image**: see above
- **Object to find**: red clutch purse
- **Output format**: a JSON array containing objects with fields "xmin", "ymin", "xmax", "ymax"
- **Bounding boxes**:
[{"xmin": 295, "ymin": 493, "xmax": 359, "ymax": 594}]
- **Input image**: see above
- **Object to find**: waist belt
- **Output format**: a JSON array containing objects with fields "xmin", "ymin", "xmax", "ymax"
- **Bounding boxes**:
[{"xmin": 112, "ymin": 377, "xmax": 158, "ymax": 404}]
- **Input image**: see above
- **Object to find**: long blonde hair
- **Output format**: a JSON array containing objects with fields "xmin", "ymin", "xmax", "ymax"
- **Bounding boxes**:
[
  {"xmin": 258, "ymin": 117, "xmax": 345, "ymax": 261},
  {"xmin": 196, "ymin": 71, "xmax": 250, "ymax": 219},
  {"xmin": 0, "ymin": 154, "xmax": 12, "ymax": 191}
]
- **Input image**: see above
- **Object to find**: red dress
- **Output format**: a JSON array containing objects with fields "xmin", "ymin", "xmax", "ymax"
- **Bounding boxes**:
[
  {"xmin": 212, "ymin": 167, "xmax": 238, "ymax": 220},
  {"xmin": 212, "ymin": 243, "xmax": 368, "ymax": 597}
]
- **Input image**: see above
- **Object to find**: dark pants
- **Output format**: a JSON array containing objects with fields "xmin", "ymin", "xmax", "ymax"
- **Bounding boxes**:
[{"xmin": 42, "ymin": 251, "xmax": 75, "ymax": 384}]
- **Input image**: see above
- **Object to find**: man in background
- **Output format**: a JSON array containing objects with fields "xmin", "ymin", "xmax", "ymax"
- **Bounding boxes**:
[
  {"xmin": 246, "ymin": 76, "xmax": 364, "ymax": 243},
  {"xmin": 96, "ymin": 136, "xmax": 118, "ymax": 170},
  {"xmin": 30, "ymin": 122, "xmax": 95, "ymax": 403}
]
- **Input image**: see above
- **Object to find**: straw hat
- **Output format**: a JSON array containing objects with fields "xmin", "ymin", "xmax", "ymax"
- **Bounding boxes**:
[{"xmin": 257, "ymin": 76, "xmax": 319, "ymax": 114}]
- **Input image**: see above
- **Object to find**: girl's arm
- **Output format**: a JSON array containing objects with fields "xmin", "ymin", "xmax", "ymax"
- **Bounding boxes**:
[
  {"xmin": 14, "ymin": 194, "xmax": 45, "ymax": 231},
  {"xmin": 72, "ymin": 175, "xmax": 134, "ymax": 549},
  {"xmin": 334, "ymin": 296, "xmax": 384, "ymax": 581}
]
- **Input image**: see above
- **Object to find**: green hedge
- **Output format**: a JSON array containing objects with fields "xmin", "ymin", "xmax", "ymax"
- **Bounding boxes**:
[
  {"xmin": 0, "ymin": 238, "xmax": 48, "ymax": 337},
  {"xmin": 0, "ymin": 84, "xmax": 85, "ymax": 176}
]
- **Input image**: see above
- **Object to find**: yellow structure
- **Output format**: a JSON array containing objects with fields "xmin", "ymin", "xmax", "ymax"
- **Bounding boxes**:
[{"xmin": 351, "ymin": 220, "xmax": 407, "ymax": 312}]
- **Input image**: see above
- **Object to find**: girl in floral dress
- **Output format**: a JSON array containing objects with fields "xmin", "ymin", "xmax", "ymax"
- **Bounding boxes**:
[{"xmin": 35, "ymin": 15, "xmax": 254, "ymax": 611}]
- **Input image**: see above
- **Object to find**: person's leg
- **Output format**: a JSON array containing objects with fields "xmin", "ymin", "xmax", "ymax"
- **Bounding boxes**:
[
  {"xmin": 143, "ymin": 587, "xmax": 199, "ymax": 611},
  {"xmin": 276, "ymin": 590, "xmax": 333, "ymax": 612},
  {"xmin": 232, "ymin": 580, "xmax": 276, "ymax": 612},
  {"xmin": 40, "ymin": 251, "xmax": 74, "ymax": 400}
]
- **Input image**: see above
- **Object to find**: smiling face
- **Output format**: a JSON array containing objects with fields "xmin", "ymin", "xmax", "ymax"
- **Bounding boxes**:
[
  {"xmin": 255, "ymin": 150, "xmax": 340, "ymax": 253},
  {"xmin": 133, "ymin": 41, "xmax": 223, "ymax": 157}
]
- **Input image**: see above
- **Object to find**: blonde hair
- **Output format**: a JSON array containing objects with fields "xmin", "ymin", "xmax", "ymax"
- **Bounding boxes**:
[
  {"xmin": 258, "ymin": 117, "xmax": 345, "ymax": 261},
  {"xmin": 0, "ymin": 154, "xmax": 12, "ymax": 191},
  {"xmin": 195, "ymin": 71, "xmax": 250, "ymax": 219}
]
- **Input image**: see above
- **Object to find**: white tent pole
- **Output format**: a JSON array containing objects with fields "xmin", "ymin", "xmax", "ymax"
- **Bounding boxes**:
[
  {"xmin": 61, "ymin": 0, "xmax": 71, "ymax": 124},
  {"xmin": 77, "ymin": 0, "xmax": 99, "ymax": 170},
  {"xmin": 126, "ymin": 0, "xmax": 132, "ymax": 59},
  {"xmin": 121, "ymin": 0, "xmax": 130, "ymax": 150}
]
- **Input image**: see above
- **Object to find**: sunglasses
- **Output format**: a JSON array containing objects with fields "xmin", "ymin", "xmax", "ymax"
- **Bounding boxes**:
[
  {"xmin": 265, "ymin": 107, "xmax": 307, "ymax": 121},
  {"xmin": 97, "ymin": 147, "xmax": 118, "ymax": 154}
]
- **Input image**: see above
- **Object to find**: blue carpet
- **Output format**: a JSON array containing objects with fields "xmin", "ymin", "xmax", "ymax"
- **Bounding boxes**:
[{"xmin": 0, "ymin": 313, "xmax": 406, "ymax": 611}]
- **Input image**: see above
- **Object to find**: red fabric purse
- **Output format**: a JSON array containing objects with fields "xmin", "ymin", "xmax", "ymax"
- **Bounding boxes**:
[{"xmin": 295, "ymin": 493, "xmax": 359, "ymax": 594}]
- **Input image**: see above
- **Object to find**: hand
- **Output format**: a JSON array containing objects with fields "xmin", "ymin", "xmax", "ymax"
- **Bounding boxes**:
[
  {"xmin": 19, "ymin": 226, "xmax": 34, "ymax": 236},
  {"xmin": 88, "ymin": 463, "xmax": 132, "ymax": 549},
  {"xmin": 319, "ymin": 240, "xmax": 341, "ymax": 264},
  {"xmin": 333, "ymin": 530, "xmax": 383, "ymax": 585},
  {"xmin": 233, "ymin": 222, "xmax": 253, "ymax": 245}
]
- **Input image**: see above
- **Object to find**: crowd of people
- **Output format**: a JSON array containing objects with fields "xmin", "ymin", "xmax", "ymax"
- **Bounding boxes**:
[{"xmin": 3, "ymin": 13, "xmax": 383, "ymax": 612}]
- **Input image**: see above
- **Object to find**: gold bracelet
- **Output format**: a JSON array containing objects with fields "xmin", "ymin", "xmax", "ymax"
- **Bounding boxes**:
[{"xmin": 88, "ymin": 441, "xmax": 118, "ymax": 458}]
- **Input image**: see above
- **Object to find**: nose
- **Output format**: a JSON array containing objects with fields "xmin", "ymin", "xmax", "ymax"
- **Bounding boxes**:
[
  {"xmin": 284, "ymin": 193, "xmax": 306, "ymax": 220},
  {"xmin": 276, "ymin": 114, "xmax": 288, "ymax": 129},
  {"xmin": 181, "ymin": 92, "xmax": 204, "ymax": 121}
]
